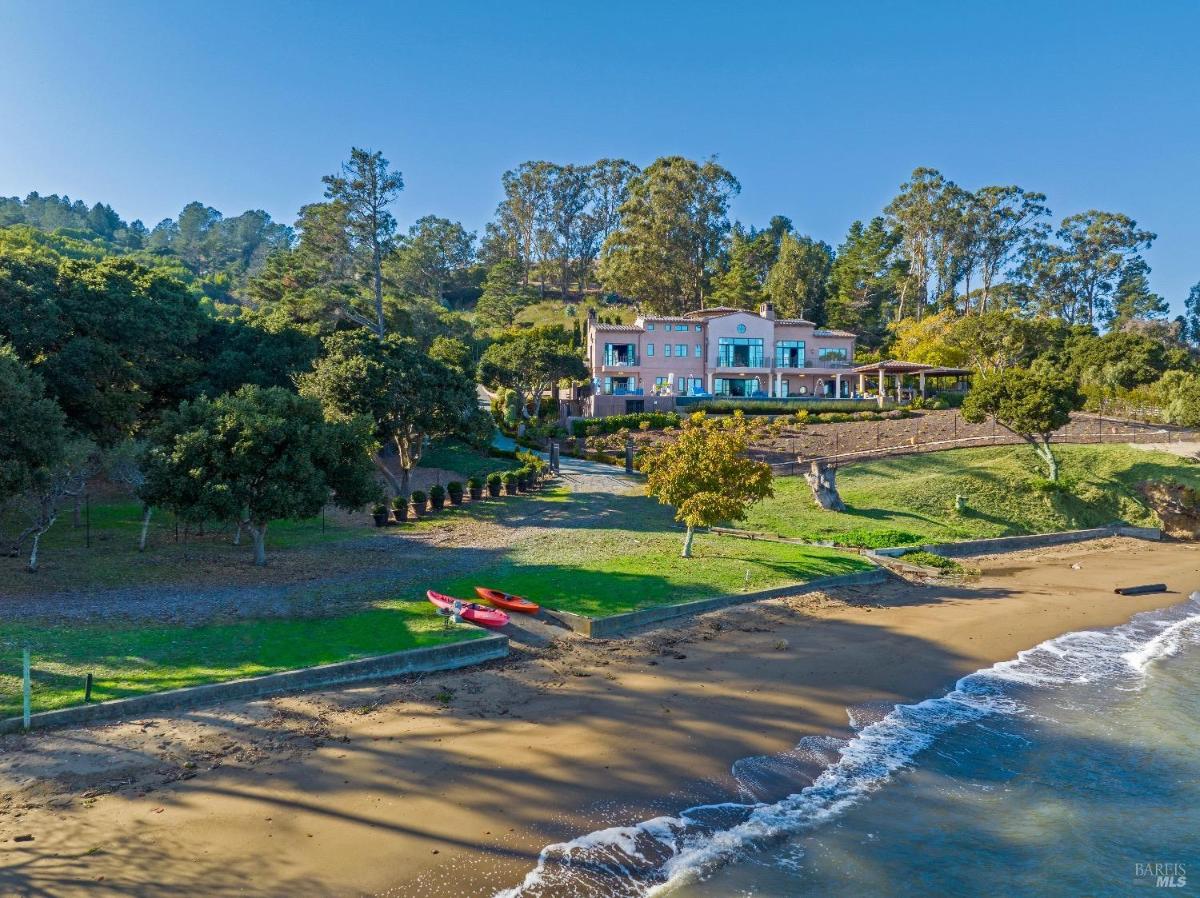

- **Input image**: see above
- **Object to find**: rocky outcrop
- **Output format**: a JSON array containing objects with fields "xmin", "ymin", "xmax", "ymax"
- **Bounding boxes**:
[{"xmin": 1139, "ymin": 481, "xmax": 1200, "ymax": 540}]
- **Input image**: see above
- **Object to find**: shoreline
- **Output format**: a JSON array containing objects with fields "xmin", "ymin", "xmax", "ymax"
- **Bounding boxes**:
[{"xmin": 1, "ymin": 537, "xmax": 1198, "ymax": 897}]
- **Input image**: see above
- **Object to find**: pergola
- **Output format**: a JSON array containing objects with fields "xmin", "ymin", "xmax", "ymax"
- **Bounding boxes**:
[{"xmin": 852, "ymin": 360, "xmax": 934, "ymax": 408}]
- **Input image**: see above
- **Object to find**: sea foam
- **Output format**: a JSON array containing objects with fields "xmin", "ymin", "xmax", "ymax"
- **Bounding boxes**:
[{"xmin": 496, "ymin": 592, "xmax": 1200, "ymax": 898}]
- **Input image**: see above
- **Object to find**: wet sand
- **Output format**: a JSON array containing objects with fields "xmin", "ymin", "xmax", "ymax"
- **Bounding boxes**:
[{"xmin": 2, "ymin": 537, "xmax": 1198, "ymax": 897}]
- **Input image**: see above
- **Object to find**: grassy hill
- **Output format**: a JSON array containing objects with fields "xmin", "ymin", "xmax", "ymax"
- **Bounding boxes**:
[{"xmin": 742, "ymin": 444, "xmax": 1200, "ymax": 547}]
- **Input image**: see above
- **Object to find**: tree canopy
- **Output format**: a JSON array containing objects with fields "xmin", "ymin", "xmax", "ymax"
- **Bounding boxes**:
[
  {"xmin": 640, "ymin": 412, "xmax": 774, "ymax": 557},
  {"xmin": 140, "ymin": 386, "xmax": 378, "ymax": 564}
]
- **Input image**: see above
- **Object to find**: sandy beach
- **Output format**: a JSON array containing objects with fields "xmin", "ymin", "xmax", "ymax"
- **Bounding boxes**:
[{"xmin": 2, "ymin": 536, "xmax": 1198, "ymax": 897}]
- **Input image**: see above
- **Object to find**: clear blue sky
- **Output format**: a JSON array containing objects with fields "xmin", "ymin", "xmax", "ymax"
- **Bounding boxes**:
[{"xmin": 2, "ymin": 1, "xmax": 1196, "ymax": 311}]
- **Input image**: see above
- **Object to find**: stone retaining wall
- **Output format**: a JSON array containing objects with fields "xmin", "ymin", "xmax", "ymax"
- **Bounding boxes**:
[{"xmin": 1, "ymin": 633, "xmax": 508, "ymax": 735}]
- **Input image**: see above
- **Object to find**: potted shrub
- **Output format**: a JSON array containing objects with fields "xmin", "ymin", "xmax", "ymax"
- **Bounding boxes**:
[
  {"xmin": 410, "ymin": 489, "xmax": 428, "ymax": 517},
  {"xmin": 516, "ymin": 467, "xmax": 530, "ymax": 492},
  {"xmin": 467, "ymin": 476, "xmax": 484, "ymax": 501},
  {"xmin": 391, "ymin": 495, "xmax": 408, "ymax": 523},
  {"xmin": 447, "ymin": 481, "xmax": 464, "ymax": 506},
  {"xmin": 429, "ymin": 483, "xmax": 446, "ymax": 510},
  {"xmin": 487, "ymin": 472, "xmax": 502, "ymax": 497},
  {"xmin": 502, "ymin": 471, "xmax": 518, "ymax": 495},
  {"xmin": 371, "ymin": 503, "xmax": 389, "ymax": 527}
]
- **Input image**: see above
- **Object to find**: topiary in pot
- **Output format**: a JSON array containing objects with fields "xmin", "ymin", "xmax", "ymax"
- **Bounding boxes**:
[
  {"xmin": 447, "ymin": 481, "xmax": 464, "ymax": 506},
  {"xmin": 502, "ymin": 471, "xmax": 518, "ymax": 495},
  {"xmin": 410, "ymin": 489, "xmax": 428, "ymax": 516},
  {"xmin": 487, "ymin": 472, "xmax": 502, "ymax": 497},
  {"xmin": 391, "ymin": 495, "xmax": 408, "ymax": 523},
  {"xmin": 429, "ymin": 483, "xmax": 446, "ymax": 510},
  {"xmin": 467, "ymin": 476, "xmax": 484, "ymax": 500},
  {"xmin": 371, "ymin": 503, "xmax": 389, "ymax": 527},
  {"xmin": 516, "ymin": 467, "xmax": 530, "ymax": 491}
]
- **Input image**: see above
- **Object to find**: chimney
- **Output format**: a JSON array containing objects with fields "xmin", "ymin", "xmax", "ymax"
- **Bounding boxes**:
[{"xmin": 759, "ymin": 302, "xmax": 776, "ymax": 321}]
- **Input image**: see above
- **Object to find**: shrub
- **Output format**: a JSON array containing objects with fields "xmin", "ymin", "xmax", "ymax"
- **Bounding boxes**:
[
  {"xmin": 447, "ymin": 480, "xmax": 464, "ymax": 496},
  {"xmin": 487, "ymin": 473, "xmax": 502, "ymax": 487},
  {"xmin": 900, "ymin": 550, "xmax": 965, "ymax": 574},
  {"xmin": 372, "ymin": 503, "xmax": 387, "ymax": 515},
  {"xmin": 501, "ymin": 471, "xmax": 517, "ymax": 484},
  {"xmin": 409, "ymin": 489, "xmax": 427, "ymax": 504},
  {"xmin": 572, "ymin": 411, "xmax": 680, "ymax": 437},
  {"xmin": 466, "ymin": 476, "xmax": 482, "ymax": 489},
  {"xmin": 429, "ymin": 484, "xmax": 445, "ymax": 499},
  {"xmin": 390, "ymin": 495, "xmax": 406, "ymax": 510}
]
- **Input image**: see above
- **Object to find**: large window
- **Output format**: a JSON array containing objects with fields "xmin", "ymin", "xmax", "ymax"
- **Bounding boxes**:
[
  {"xmin": 646, "ymin": 343, "xmax": 655, "ymax": 357},
  {"xmin": 817, "ymin": 346, "xmax": 850, "ymax": 365},
  {"xmin": 775, "ymin": 340, "xmax": 805, "ymax": 368},
  {"xmin": 714, "ymin": 377, "xmax": 762, "ymax": 397},
  {"xmin": 717, "ymin": 337, "xmax": 764, "ymax": 367},
  {"xmin": 603, "ymin": 343, "xmax": 637, "ymax": 366},
  {"xmin": 675, "ymin": 343, "xmax": 687, "ymax": 356},
  {"xmin": 663, "ymin": 343, "xmax": 673, "ymax": 357}
]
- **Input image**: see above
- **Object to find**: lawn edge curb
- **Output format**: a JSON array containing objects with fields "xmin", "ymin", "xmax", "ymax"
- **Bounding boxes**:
[
  {"xmin": 1, "ymin": 633, "xmax": 508, "ymax": 735},
  {"xmin": 546, "ymin": 568, "xmax": 889, "ymax": 638}
]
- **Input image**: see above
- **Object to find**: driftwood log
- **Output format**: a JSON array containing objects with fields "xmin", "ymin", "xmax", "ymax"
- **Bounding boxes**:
[{"xmin": 805, "ymin": 461, "xmax": 846, "ymax": 512}]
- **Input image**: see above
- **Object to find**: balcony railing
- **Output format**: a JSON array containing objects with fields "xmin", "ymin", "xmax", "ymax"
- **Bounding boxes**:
[
  {"xmin": 807, "ymin": 359, "xmax": 853, "ymax": 369},
  {"xmin": 603, "ymin": 354, "xmax": 639, "ymax": 367}
]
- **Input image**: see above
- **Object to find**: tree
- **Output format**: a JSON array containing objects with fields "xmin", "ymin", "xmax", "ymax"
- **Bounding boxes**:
[
  {"xmin": 961, "ymin": 367, "xmax": 1081, "ymax": 481},
  {"xmin": 709, "ymin": 228, "xmax": 765, "ymax": 308},
  {"xmin": 888, "ymin": 310, "xmax": 969, "ymax": 367},
  {"xmin": 0, "ymin": 344, "xmax": 67, "ymax": 504},
  {"xmin": 767, "ymin": 232, "xmax": 834, "ymax": 321},
  {"xmin": 474, "ymin": 259, "xmax": 531, "ymax": 329},
  {"xmin": 1107, "ymin": 258, "xmax": 1168, "ymax": 328},
  {"xmin": 971, "ymin": 186, "xmax": 1049, "ymax": 312},
  {"xmin": 577, "ymin": 159, "xmax": 639, "ymax": 290},
  {"xmin": 640, "ymin": 412, "xmax": 774, "ymax": 557},
  {"xmin": 299, "ymin": 331, "xmax": 483, "ymax": 498},
  {"xmin": 141, "ymin": 386, "xmax": 377, "ymax": 565},
  {"xmin": 476, "ymin": 327, "xmax": 587, "ymax": 428},
  {"xmin": 598, "ymin": 156, "xmax": 739, "ymax": 314},
  {"xmin": 546, "ymin": 163, "xmax": 593, "ymax": 298},
  {"xmin": 492, "ymin": 161, "xmax": 555, "ymax": 287},
  {"xmin": 826, "ymin": 218, "xmax": 901, "ymax": 345},
  {"xmin": 322, "ymin": 148, "xmax": 405, "ymax": 337},
  {"xmin": 389, "ymin": 215, "xmax": 475, "ymax": 306},
  {"xmin": 1048, "ymin": 211, "xmax": 1155, "ymax": 326},
  {"xmin": 884, "ymin": 168, "xmax": 971, "ymax": 319},
  {"xmin": 945, "ymin": 310, "xmax": 1065, "ymax": 373},
  {"xmin": 105, "ymin": 439, "xmax": 154, "ymax": 551},
  {"xmin": 1181, "ymin": 281, "xmax": 1200, "ymax": 347}
]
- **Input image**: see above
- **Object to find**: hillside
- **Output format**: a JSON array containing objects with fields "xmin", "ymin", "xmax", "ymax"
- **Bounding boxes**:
[{"xmin": 742, "ymin": 444, "xmax": 1200, "ymax": 547}]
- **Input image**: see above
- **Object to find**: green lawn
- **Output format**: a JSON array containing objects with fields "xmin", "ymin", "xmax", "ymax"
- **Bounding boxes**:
[
  {"xmin": 743, "ymin": 444, "xmax": 1200, "ymax": 547},
  {"xmin": 433, "ymin": 485, "xmax": 872, "ymax": 618},
  {"xmin": 418, "ymin": 438, "xmax": 515, "ymax": 481},
  {"xmin": 0, "ymin": 600, "xmax": 480, "ymax": 717}
]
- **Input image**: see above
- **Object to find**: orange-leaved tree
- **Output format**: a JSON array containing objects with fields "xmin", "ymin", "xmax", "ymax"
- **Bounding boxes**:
[{"xmin": 640, "ymin": 411, "xmax": 774, "ymax": 557}]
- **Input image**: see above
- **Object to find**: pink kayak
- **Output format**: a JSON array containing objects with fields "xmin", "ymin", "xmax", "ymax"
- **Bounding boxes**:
[{"xmin": 426, "ymin": 590, "xmax": 510, "ymax": 628}]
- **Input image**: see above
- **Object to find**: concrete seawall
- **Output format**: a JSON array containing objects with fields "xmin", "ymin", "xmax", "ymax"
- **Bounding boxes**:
[{"xmin": 2, "ymin": 633, "xmax": 508, "ymax": 735}]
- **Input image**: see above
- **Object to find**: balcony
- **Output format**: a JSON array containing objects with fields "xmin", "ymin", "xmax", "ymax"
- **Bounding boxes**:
[
  {"xmin": 805, "ymin": 359, "xmax": 853, "ymax": 369},
  {"xmin": 602, "ymin": 354, "xmax": 639, "ymax": 367}
]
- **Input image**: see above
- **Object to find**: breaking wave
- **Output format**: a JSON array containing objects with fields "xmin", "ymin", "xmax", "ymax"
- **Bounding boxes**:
[{"xmin": 496, "ymin": 593, "xmax": 1200, "ymax": 897}]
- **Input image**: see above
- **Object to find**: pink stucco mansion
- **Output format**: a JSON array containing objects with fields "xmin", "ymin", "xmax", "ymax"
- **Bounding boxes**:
[{"xmin": 582, "ymin": 303, "xmax": 859, "ymax": 416}]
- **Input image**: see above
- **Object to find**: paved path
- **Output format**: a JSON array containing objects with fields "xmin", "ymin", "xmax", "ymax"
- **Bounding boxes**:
[{"xmin": 491, "ymin": 432, "xmax": 642, "ymax": 496}]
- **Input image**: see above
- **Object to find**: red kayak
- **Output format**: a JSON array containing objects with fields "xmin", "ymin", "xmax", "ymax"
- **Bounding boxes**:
[
  {"xmin": 426, "ymin": 590, "xmax": 509, "ymax": 628},
  {"xmin": 475, "ymin": 586, "xmax": 540, "ymax": 614}
]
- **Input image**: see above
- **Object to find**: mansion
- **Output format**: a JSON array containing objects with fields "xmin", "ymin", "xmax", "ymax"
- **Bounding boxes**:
[{"xmin": 583, "ymin": 303, "xmax": 859, "ymax": 416}]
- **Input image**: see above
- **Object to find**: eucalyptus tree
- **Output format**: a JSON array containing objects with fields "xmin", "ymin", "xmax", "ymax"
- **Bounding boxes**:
[{"xmin": 971, "ymin": 185, "xmax": 1049, "ymax": 312}]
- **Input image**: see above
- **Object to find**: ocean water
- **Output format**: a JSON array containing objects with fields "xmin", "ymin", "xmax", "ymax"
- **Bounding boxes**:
[{"xmin": 497, "ymin": 593, "xmax": 1200, "ymax": 897}]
